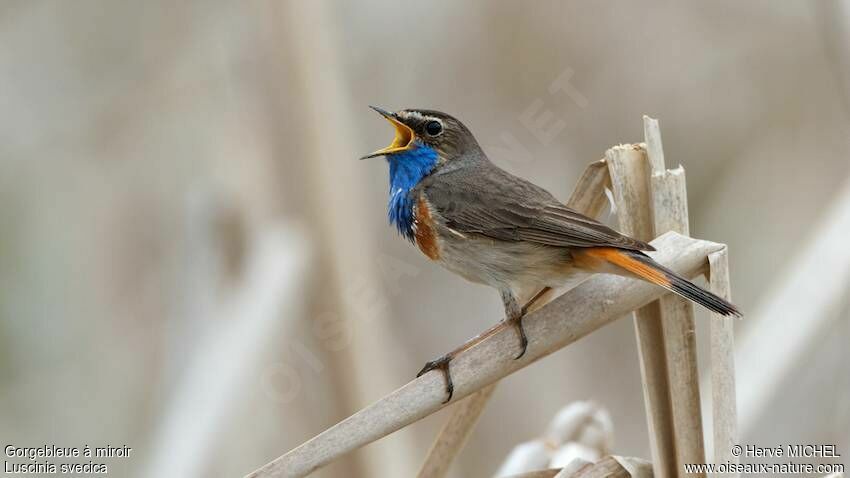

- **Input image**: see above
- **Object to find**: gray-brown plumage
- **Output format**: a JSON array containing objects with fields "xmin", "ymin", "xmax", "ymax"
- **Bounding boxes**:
[
  {"xmin": 420, "ymin": 159, "xmax": 653, "ymax": 251},
  {"xmin": 362, "ymin": 107, "xmax": 740, "ymax": 402}
]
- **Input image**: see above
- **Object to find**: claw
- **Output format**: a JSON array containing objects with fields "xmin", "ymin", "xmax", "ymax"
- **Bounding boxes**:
[
  {"xmin": 509, "ymin": 315, "xmax": 528, "ymax": 360},
  {"xmin": 417, "ymin": 355, "xmax": 454, "ymax": 403}
]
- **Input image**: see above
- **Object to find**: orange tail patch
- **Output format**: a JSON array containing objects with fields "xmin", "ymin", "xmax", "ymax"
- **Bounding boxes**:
[
  {"xmin": 575, "ymin": 247, "xmax": 671, "ymax": 287},
  {"xmin": 575, "ymin": 246, "xmax": 742, "ymax": 317}
]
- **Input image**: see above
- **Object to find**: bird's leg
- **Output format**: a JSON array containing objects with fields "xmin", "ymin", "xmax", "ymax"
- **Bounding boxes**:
[
  {"xmin": 502, "ymin": 286, "xmax": 555, "ymax": 359},
  {"xmin": 416, "ymin": 323, "xmax": 501, "ymax": 403},
  {"xmin": 417, "ymin": 287, "xmax": 552, "ymax": 403},
  {"xmin": 501, "ymin": 290, "xmax": 528, "ymax": 359}
]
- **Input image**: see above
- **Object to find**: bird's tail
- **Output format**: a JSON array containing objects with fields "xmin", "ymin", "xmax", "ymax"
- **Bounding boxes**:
[{"xmin": 578, "ymin": 247, "xmax": 741, "ymax": 317}]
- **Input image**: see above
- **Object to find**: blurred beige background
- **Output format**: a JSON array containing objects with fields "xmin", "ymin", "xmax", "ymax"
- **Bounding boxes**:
[{"xmin": 1, "ymin": 1, "xmax": 849, "ymax": 477}]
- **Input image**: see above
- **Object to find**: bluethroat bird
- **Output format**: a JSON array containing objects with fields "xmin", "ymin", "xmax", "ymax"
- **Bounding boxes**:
[{"xmin": 362, "ymin": 107, "xmax": 741, "ymax": 402}]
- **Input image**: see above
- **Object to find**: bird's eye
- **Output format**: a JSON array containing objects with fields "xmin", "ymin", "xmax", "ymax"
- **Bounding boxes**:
[{"xmin": 425, "ymin": 120, "xmax": 443, "ymax": 136}]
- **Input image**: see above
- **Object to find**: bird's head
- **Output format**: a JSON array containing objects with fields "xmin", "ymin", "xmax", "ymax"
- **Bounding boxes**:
[
  {"xmin": 362, "ymin": 107, "xmax": 481, "ymax": 238},
  {"xmin": 360, "ymin": 107, "xmax": 479, "ymax": 164}
]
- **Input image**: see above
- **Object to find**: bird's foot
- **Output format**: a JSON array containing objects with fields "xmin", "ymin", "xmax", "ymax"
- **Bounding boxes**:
[
  {"xmin": 508, "ymin": 314, "xmax": 528, "ymax": 360},
  {"xmin": 417, "ymin": 354, "xmax": 454, "ymax": 403}
]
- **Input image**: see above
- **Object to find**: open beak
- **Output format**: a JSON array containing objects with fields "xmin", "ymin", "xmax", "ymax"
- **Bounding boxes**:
[{"xmin": 360, "ymin": 106, "xmax": 415, "ymax": 159}]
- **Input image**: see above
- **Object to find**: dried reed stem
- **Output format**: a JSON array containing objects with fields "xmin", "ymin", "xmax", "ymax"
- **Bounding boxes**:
[
  {"xmin": 707, "ymin": 249, "xmax": 738, "ymax": 477},
  {"xmin": 567, "ymin": 158, "xmax": 612, "ymax": 217},
  {"xmin": 604, "ymin": 117, "xmax": 709, "ymax": 477},
  {"xmin": 416, "ymin": 384, "xmax": 497, "ymax": 478},
  {"xmin": 566, "ymin": 455, "xmax": 653, "ymax": 478},
  {"xmin": 245, "ymin": 232, "xmax": 726, "ymax": 478},
  {"xmin": 645, "ymin": 116, "xmax": 706, "ymax": 476},
  {"xmin": 503, "ymin": 470, "xmax": 561, "ymax": 478},
  {"xmin": 605, "ymin": 143, "xmax": 676, "ymax": 478}
]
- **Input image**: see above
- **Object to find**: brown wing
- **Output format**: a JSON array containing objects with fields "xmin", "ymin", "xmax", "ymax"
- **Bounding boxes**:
[{"xmin": 421, "ymin": 161, "xmax": 654, "ymax": 252}]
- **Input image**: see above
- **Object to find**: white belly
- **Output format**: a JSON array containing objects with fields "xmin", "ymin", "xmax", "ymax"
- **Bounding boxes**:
[{"xmin": 433, "ymin": 225, "xmax": 583, "ymax": 299}]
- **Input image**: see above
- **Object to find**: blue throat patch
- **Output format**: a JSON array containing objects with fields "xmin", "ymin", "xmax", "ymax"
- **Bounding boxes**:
[{"xmin": 387, "ymin": 144, "xmax": 439, "ymax": 241}]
